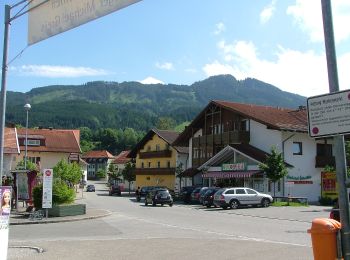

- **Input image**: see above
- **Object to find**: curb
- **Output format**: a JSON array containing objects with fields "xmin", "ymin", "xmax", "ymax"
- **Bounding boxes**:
[{"xmin": 10, "ymin": 210, "xmax": 112, "ymax": 225}]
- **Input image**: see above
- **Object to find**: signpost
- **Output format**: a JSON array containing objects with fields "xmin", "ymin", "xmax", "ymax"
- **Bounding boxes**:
[{"xmin": 42, "ymin": 169, "xmax": 53, "ymax": 218}]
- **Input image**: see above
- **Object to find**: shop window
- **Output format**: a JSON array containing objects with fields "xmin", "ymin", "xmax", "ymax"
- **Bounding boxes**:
[{"xmin": 293, "ymin": 142, "xmax": 303, "ymax": 155}]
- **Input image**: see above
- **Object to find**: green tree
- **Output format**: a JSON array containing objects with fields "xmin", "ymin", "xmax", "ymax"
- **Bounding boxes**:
[
  {"xmin": 156, "ymin": 117, "xmax": 176, "ymax": 130},
  {"xmin": 122, "ymin": 161, "xmax": 135, "ymax": 194},
  {"xmin": 96, "ymin": 169, "xmax": 107, "ymax": 179},
  {"xmin": 53, "ymin": 159, "xmax": 82, "ymax": 187},
  {"xmin": 108, "ymin": 164, "xmax": 122, "ymax": 185},
  {"xmin": 15, "ymin": 160, "xmax": 38, "ymax": 171},
  {"xmin": 259, "ymin": 147, "xmax": 288, "ymax": 197}
]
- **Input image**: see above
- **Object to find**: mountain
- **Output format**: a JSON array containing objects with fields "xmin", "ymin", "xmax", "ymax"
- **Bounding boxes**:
[{"xmin": 6, "ymin": 75, "xmax": 306, "ymax": 131}]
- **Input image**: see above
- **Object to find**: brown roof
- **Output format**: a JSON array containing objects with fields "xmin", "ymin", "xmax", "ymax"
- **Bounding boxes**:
[
  {"xmin": 174, "ymin": 100, "xmax": 308, "ymax": 146},
  {"xmin": 17, "ymin": 128, "xmax": 81, "ymax": 153},
  {"xmin": 82, "ymin": 150, "xmax": 114, "ymax": 159},
  {"xmin": 113, "ymin": 150, "xmax": 131, "ymax": 164},
  {"xmin": 215, "ymin": 100, "xmax": 308, "ymax": 132},
  {"xmin": 4, "ymin": 127, "xmax": 19, "ymax": 154}
]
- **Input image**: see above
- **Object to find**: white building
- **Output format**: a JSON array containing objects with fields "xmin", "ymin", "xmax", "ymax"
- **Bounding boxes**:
[{"xmin": 174, "ymin": 100, "xmax": 337, "ymax": 203}]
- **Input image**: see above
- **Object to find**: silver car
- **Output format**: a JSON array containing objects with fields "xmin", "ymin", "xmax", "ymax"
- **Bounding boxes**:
[{"xmin": 213, "ymin": 187, "xmax": 273, "ymax": 209}]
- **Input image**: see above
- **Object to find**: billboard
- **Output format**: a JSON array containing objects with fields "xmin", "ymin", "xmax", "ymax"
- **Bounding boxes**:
[{"xmin": 28, "ymin": 0, "xmax": 142, "ymax": 45}]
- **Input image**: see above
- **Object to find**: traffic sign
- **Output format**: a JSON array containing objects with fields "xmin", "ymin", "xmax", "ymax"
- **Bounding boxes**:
[{"xmin": 307, "ymin": 89, "xmax": 350, "ymax": 137}]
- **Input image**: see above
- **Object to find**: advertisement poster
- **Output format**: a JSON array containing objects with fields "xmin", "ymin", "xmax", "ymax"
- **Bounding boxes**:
[
  {"xmin": 0, "ymin": 186, "xmax": 12, "ymax": 260},
  {"xmin": 42, "ymin": 169, "xmax": 53, "ymax": 209},
  {"xmin": 321, "ymin": 172, "xmax": 338, "ymax": 199},
  {"xmin": 17, "ymin": 172, "xmax": 29, "ymax": 200}
]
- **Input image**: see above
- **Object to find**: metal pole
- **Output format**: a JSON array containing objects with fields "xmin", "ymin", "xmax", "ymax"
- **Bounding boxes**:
[
  {"xmin": 0, "ymin": 5, "xmax": 11, "ymax": 182},
  {"xmin": 24, "ymin": 109, "xmax": 29, "ymax": 169},
  {"xmin": 321, "ymin": 1, "xmax": 350, "ymax": 258}
]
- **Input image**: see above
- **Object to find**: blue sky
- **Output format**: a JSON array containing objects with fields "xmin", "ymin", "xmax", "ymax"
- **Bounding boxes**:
[{"xmin": 1, "ymin": 0, "xmax": 350, "ymax": 97}]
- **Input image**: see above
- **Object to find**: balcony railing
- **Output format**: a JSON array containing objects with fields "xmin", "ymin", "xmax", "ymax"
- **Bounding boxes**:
[
  {"xmin": 192, "ymin": 131, "xmax": 250, "ymax": 147},
  {"xmin": 315, "ymin": 156, "xmax": 335, "ymax": 168},
  {"xmin": 139, "ymin": 149, "xmax": 172, "ymax": 159},
  {"xmin": 134, "ymin": 168, "xmax": 176, "ymax": 175}
]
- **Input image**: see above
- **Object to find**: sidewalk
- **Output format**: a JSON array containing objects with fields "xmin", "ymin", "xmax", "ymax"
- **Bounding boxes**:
[{"xmin": 9, "ymin": 206, "xmax": 111, "ymax": 225}]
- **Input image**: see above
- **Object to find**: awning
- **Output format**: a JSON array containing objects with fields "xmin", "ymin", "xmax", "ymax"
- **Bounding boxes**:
[{"xmin": 202, "ymin": 170, "xmax": 262, "ymax": 179}]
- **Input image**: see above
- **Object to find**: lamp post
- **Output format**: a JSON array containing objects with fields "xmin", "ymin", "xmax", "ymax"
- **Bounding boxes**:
[{"xmin": 24, "ymin": 103, "xmax": 31, "ymax": 170}]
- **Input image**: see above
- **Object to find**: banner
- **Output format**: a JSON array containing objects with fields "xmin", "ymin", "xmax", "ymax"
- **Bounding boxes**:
[
  {"xmin": 0, "ymin": 186, "xmax": 12, "ymax": 260},
  {"xmin": 42, "ymin": 169, "xmax": 53, "ymax": 209},
  {"xmin": 28, "ymin": 0, "xmax": 142, "ymax": 45}
]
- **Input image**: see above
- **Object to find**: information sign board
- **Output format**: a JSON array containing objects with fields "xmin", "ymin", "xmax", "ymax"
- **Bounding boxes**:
[
  {"xmin": 42, "ymin": 169, "xmax": 53, "ymax": 209},
  {"xmin": 307, "ymin": 89, "xmax": 350, "ymax": 137}
]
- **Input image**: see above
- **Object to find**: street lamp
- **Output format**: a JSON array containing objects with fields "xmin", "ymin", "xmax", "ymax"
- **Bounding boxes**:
[{"xmin": 24, "ymin": 103, "xmax": 31, "ymax": 170}]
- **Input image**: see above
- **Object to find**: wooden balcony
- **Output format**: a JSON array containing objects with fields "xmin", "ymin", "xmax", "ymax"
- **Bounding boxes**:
[
  {"xmin": 139, "ymin": 150, "xmax": 172, "ymax": 159},
  {"xmin": 315, "ymin": 156, "xmax": 335, "ymax": 168},
  {"xmin": 192, "ymin": 131, "xmax": 250, "ymax": 147},
  {"xmin": 134, "ymin": 168, "xmax": 176, "ymax": 175}
]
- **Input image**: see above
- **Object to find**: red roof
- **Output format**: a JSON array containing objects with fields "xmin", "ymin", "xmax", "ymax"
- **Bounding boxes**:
[
  {"xmin": 4, "ymin": 127, "xmax": 19, "ymax": 154},
  {"xmin": 17, "ymin": 128, "xmax": 81, "ymax": 153},
  {"xmin": 82, "ymin": 150, "xmax": 114, "ymax": 159},
  {"xmin": 113, "ymin": 150, "xmax": 131, "ymax": 164}
]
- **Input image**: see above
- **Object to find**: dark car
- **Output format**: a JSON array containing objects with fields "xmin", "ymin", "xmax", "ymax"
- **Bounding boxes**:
[
  {"xmin": 198, "ymin": 187, "xmax": 210, "ymax": 204},
  {"xmin": 140, "ymin": 186, "xmax": 155, "ymax": 198},
  {"xmin": 109, "ymin": 185, "xmax": 122, "ymax": 196},
  {"xmin": 190, "ymin": 187, "xmax": 203, "ymax": 204},
  {"xmin": 144, "ymin": 188, "xmax": 173, "ymax": 207},
  {"xmin": 180, "ymin": 186, "xmax": 196, "ymax": 203},
  {"xmin": 86, "ymin": 184, "xmax": 95, "ymax": 192},
  {"xmin": 202, "ymin": 187, "xmax": 221, "ymax": 207}
]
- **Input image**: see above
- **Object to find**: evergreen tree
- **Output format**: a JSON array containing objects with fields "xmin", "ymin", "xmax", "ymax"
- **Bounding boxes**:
[{"xmin": 122, "ymin": 161, "xmax": 135, "ymax": 194}]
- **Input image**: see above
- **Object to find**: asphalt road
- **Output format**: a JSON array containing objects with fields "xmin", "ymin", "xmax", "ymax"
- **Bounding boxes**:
[{"xmin": 8, "ymin": 181, "xmax": 332, "ymax": 260}]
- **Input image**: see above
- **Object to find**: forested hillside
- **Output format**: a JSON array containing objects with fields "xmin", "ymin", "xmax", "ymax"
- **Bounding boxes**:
[{"xmin": 7, "ymin": 74, "xmax": 306, "ymax": 132}]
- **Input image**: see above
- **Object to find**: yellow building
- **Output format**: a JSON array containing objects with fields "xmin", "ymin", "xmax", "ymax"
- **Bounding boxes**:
[{"xmin": 129, "ymin": 129, "xmax": 188, "ymax": 191}]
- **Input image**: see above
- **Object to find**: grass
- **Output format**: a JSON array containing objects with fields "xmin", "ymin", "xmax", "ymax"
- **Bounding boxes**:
[{"xmin": 272, "ymin": 201, "xmax": 308, "ymax": 207}]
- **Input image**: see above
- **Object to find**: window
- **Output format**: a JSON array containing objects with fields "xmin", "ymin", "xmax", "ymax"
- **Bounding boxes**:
[
  {"xmin": 156, "ymin": 145, "xmax": 160, "ymax": 151},
  {"xmin": 157, "ymin": 161, "xmax": 160, "ymax": 168},
  {"xmin": 148, "ymin": 162, "xmax": 151, "ymax": 168},
  {"xmin": 241, "ymin": 120, "xmax": 249, "ymax": 131},
  {"xmin": 141, "ymin": 162, "xmax": 144, "ymax": 168},
  {"xmin": 25, "ymin": 139, "xmax": 40, "ymax": 146},
  {"xmin": 293, "ymin": 142, "xmax": 303, "ymax": 155},
  {"xmin": 167, "ymin": 161, "xmax": 170, "ymax": 168},
  {"xmin": 225, "ymin": 189, "xmax": 235, "ymax": 194},
  {"xmin": 317, "ymin": 143, "xmax": 333, "ymax": 156},
  {"xmin": 147, "ymin": 145, "xmax": 151, "ymax": 151},
  {"xmin": 28, "ymin": 157, "xmax": 40, "ymax": 164},
  {"xmin": 246, "ymin": 189, "xmax": 257, "ymax": 195},
  {"xmin": 235, "ymin": 189, "xmax": 246, "ymax": 194}
]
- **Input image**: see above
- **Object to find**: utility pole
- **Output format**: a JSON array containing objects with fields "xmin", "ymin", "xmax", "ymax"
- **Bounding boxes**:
[{"xmin": 321, "ymin": 1, "xmax": 350, "ymax": 259}]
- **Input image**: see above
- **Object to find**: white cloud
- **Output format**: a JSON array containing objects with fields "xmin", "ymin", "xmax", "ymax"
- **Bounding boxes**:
[
  {"xmin": 287, "ymin": 0, "xmax": 350, "ymax": 43},
  {"xmin": 203, "ymin": 40, "xmax": 350, "ymax": 97},
  {"xmin": 260, "ymin": 0, "xmax": 276, "ymax": 24},
  {"xmin": 214, "ymin": 22, "xmax": 226, "ymax": 35},
  {"xmin": 140, "ymin": 76, "xmax": 164, "ymax": 85},
  {"xmin": 11, "ymin": 65, "xmax": 108, "ymax": 78},
  {"xmin": 155, "ymin": 62, "xmax": 174, "ymax": 70}
]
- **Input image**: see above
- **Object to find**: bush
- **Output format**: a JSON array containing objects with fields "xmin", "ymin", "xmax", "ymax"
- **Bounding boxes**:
[
  {"xmin": 52, "ymin": 179, "xmax": 75, "ymax": 205},
  {"xmin": 32, "ymin": 185, "xmax": 43, "ymax": 209},
  {"xmin": 319, "ymin": 196, "xmax": 335, "ymax": 206}
]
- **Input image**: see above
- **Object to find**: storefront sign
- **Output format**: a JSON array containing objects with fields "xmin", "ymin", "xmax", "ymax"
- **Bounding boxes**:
[
  {"xmin": 286, "ymin": 175, "xmax": 312, "ymax": 181},
  {"xmin": 42, "ymin": 169, "xmax": 53, "ymax": 209},
  {"xmin": 222, "ymin": 163, "xmax": 246, "ymax": 172},
  {"xmin": 0, "ymin": 186, "xmax": 12, "ymax": 260}
]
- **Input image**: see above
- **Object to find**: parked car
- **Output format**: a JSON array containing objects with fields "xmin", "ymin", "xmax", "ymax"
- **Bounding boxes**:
[
  {"xmin": 140, "ymin": 186, "xmax": 155, "ymax": 198},
  {"xmin": 109, "ymin": 185, "xmax": 122, "ymax": 196},
  {"xmin": 144, "ymin": 188, "xmax": 173, "ymax": 207},
  {"xmin": 202, "ymin": 187, "xmax": 221, "ymax": 207},
  {"xmin": 86, "ymin": 184, "xmax": 95, "ymax": 192},
  {"xmin": 213, "ymin": 187, "xmax": 273, "ymax": 209},
  {"xmin": 198, "ymin": 187, "xmax": 210, "ymax": 204},
  {"xmin": 190, "ymin": 187, "xmax": 204, "ymax": 204},
  {"xmin": 180, "ymin": 186, "xmax": 197, "ymax": 203}
]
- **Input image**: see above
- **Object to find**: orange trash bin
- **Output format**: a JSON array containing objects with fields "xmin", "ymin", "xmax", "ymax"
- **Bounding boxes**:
[{"xmin": 307, "ymin": 218, "xmax": 341, "ymax": 260}]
